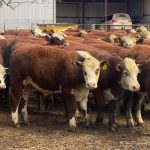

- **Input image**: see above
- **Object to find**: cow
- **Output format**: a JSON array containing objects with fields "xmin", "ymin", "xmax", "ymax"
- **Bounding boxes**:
[
  {"xmin": 89, "ymin": 43, "xmax": 150, "ymax": 128},
  {"xmin": 9, "ymin": 42, "xmax": 107, "ymax": 131},
  {"xmin": 0, "ymin": 35, "xmax": 61, "ymax": 104}
]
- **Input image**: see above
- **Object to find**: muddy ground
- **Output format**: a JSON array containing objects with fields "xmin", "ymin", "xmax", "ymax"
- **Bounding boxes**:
[{"xmin": 0, "ymin": 101, "xmax": 150, "ymax": 150}]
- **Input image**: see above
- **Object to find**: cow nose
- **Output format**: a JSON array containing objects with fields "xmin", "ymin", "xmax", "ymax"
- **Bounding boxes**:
[
  {"xmin": 132, "ymin": 85, "xmax": 140, "ymax": 91},
  {"xmin": 87, "ymin": 83, "xmax": 97, "ymax": 89},
  {"xmin": 0, "ymin": 83, "xmax": 6, "ymax": 89}
]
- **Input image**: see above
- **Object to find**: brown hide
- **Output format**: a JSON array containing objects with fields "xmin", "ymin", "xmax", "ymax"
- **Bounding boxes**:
[
  {"xmin": 10, "ymin": 43, "xmax": 86, "ymax": 91},
  {"xmin": 4, "ymin": 29, "xmax": 32, "ymax": 36}
]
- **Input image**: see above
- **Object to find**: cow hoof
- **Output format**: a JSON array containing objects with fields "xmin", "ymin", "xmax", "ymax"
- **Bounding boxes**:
[
  {"xmin": 85, "ymin": 118, "xmax": 93, "ymax": 128},
  {"xmin": 137, "ymin": 121, "xmax": 144, "ymax": 127},
  {"xmin": 127, "ymin": 123, "xmax": 134, "ymax": 128},
  {"xmin": 110, "ymin": 127, "xmax": 117, "ymax": 132},
  {"xmin": 14, "ymin": 123, "xmax": 21, "ymax": 128},
  {"xmin": 95, "ymin": 117, "xmax": 103, "ymax": 128},
  {"xmin": 94, "ymin": 122, "xmax": 102, "ymax": 128},
  {"xmin": 24, "ymin": 122, "xmax": 30, "ymax": 126},
  {"xmin": 109, "ymin": 124, "xmax": 117, "ymax": 132},
  {"xmin": 127, "ymin": 120, "xmax": 134, "ymax": 128},
  {"xmin": 69, "ymin": 117, "xmax": 77, "ymax": 132},
  {"xmin": 68, "ymin": 127, "xmax": 78, "ymax": 132}
]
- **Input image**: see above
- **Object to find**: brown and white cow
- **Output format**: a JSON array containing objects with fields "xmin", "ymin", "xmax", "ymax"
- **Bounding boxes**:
[
  {"xmin": 9, "ymin": 43, "xmax": 107, "ymax": 131},
  {"xmin": 90, "ymin": 43, "xmax": 150, "ymax": 128},
  {"xmin": 60, "ymin": 43, "xmax": 140, "ymax": 130}
]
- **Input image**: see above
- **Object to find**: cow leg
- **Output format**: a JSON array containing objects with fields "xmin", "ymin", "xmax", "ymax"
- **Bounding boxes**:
[
  {"xmin": 39, "ymin": 94, "xmax": 46, "ymax": 113},
  {"xmin": 79, "ymin": 97, "xmax": 91, "ymax": 127},
  {"xmin": 126, "ymin": 92, "xmax": 134, "ymax": 127},
  {"xmin": 105, "ymin": 88, "xmax": 121, "ymax": 131},
  {"xmin": 20, "ymin": 85, "xmax": 32, "ymax": 125},
  {"xmin": 10, "ymin": 84, "xmax": 23, "ymax": 128},
  {"xmin": 108, "ymin": 101, "xmax": 118, "ymax": 131},
  {"xmin": 95, "ymin": 110, "xmax": 104, "ymax": 128},
  {"xmin": 71, "ymin": 87, "xmax": 91, "ymax": 127},
  {"xmin": 68, "ymin": 99, "xmax": 77, "ymax": 131},
  {"xmin": 135, "ymin": 94, "xmax": 145, "ymax": 126},
  {"xmin": 11, "ymin": 102, "xmax": 20, "ymax": 128},
  {"xmin": 92, "ymin": 88, "xmax": 105, "ymax": 127},
  {"xmin": 62, "ymin": 88, "xmax": 77, "ymax": 131}
]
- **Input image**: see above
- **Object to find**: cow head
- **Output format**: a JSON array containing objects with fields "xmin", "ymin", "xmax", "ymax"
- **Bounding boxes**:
[
  {"xmin": 0, "ymin": 65, "xmax": 7, "ymax": 89},
  {"xmin": 76, "ymin": 51, "xmax": 108, "ymax": 89},
  {"xmin": 136, "ymin": 26, "xmax": 148, "ymax": 33},
  {"xmin": 116, "ymin": 58, "xmax": 140, "ymax": 92},
  {"xmin": 120, "ymin": 35, "xmax": 136, "ymax": 48},
  {"xmin": 109, "ymin": 34, "xmax": 118, "ymax": 43}
]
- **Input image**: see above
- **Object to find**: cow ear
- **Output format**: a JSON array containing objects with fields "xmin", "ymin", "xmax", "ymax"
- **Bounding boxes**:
[
  {"xmin": 4, "ymin": 67, "xmax": 8, "ymax": 70},
  {"xmin": 136, "ymin": 37, "xmax": 144, "ymax": 44},
  {"xmin": 5, "ymin": 68, "xmax": 9, "ymax": 74},
  {"xmin": 137, "ymin": 64, "xmax": 143, "ymax": 68},
  {"xmin": 73, "ymin": 61, "xmax": 83, "ymax": 67},
  {"xmin": 137, "ymin": 64, "xmax": 143, "ymax": 73},
  {"xmin": 100, "ymin": 61, "xmax": 108, "ymax": 70}
]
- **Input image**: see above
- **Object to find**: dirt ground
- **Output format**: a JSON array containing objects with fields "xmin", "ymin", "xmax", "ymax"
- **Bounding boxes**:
[{"xmin": 0, "ymin": 102, "xmax": 150, "ymax": 150}]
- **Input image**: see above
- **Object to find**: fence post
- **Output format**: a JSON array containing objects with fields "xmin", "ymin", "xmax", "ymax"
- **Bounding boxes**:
[{"xmin": 4, "ymin": 20, "xmax": 5, "ymax": 31}]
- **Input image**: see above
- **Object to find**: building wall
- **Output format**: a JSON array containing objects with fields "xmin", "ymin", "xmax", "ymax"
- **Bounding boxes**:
[
  {"xmin": 56, "ymin": 1, "xmax": 127, "ymax": 24},
  {"xmin": 142, "ymin": 0, "xmax": 150, "ymax": 23},
  {"xmin": 57, "ymin": 0, "xmax": 150, "ymax": 24},
  {"xmin": 127, "ymin": 0, "xmax": 141, "ymax": 17},
  {"xmin": 0, "ymin": 0, "xmax": 56, "ymax": 29}
]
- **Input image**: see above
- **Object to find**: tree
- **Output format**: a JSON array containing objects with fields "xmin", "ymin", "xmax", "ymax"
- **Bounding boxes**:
[
  {"xmin": 0, "ymin": 0, "xmax": 12, "ymax": 7},
  {"xmin": 0, "ymin": 0, "xmax": 43, "ymax": 10}
]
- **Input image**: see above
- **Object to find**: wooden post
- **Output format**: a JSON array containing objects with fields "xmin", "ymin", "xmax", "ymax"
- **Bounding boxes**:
[{"xmin": 105, "ymin": 0, "xmax": 108, "ymax": 31}]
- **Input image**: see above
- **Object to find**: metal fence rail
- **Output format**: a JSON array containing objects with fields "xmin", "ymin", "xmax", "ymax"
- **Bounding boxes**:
[{"xmin": 1, "ymin": 21, "xmax": 150, "ymax": 31}]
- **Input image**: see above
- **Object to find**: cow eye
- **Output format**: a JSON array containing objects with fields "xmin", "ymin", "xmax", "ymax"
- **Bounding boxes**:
[
  {"xmin": 3, "ymin": 74, "xmax": 6, "ymax": 78},
  {"xmin": 95, "ymin": 69, "xmax": 99, "ymax": 75},
  {"xmin": 83, "ymin": 71, "xmax": 87, "ymax": 75},
  {"xmin": 123, "ymin": 71, "xmax": 129, "ymax": 76}
]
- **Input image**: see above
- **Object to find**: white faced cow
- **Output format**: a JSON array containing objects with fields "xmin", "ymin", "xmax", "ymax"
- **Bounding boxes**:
[{"xmin": 9, "ymin": 43, "xmax": 107, "ymax": 131}]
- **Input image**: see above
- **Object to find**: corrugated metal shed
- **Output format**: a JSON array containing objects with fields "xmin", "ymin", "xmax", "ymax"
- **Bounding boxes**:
[{"xmin": 0, "ymin": 0, "xmax": 56, "ymax": 29}]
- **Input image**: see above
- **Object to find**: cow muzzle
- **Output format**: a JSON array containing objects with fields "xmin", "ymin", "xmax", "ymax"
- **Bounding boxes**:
[
  {"xmin": 0, "ymin": 83, "xmax": 6, "ymax": 89},
  {"xmin": 131, "ymin": 84, "xmax": 140, "ymax": 92},
  {"xmin": 86, "ymin": 83, "xmax": 97, "ymax": 89}
]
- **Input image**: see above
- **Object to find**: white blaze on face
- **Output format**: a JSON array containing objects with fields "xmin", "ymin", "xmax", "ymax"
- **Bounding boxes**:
[
  {"xmin": 121, "ymin": 36, "xmax": 136, "ymax": 48},
  {"xmin": 120, "ymin": 58, "xmax": 140, "ymax": 91},
  {"xmin": 77, "ymin": 51, "xmax": 100, "ymax": 89},
  {"xmin": 32, "ymin": 26, "xmax": 47, "ymax": 37},
  {"xmin": 0, "ymin": 65, "xmax": 6, "ymax": 89}
]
